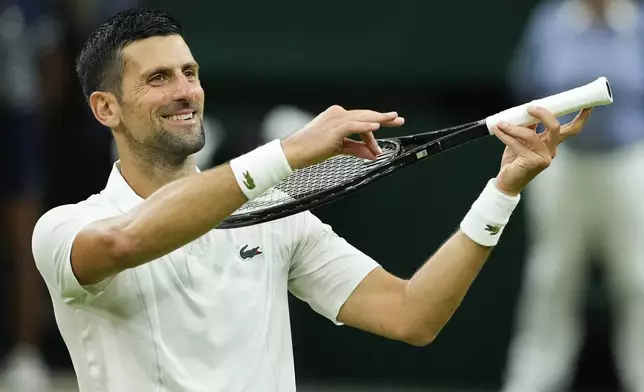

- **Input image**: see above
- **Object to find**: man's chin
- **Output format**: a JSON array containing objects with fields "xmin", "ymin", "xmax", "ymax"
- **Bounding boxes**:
[
  {"xmin": 163, "ymin": 136, "xmax": 204, "ymax": 157},
  {"xmin": 184, "ymin": 141, "xmax": 206, "ymax": 156},
  {"xmin": 178, "ymin": 134, "xmax": 207, "ymax": 156}
]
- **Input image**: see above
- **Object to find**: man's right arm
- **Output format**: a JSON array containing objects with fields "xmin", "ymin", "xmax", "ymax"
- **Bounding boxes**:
[
  {"xmin": 71, "ymin": 163, "xmax": 246, "ymax": 285},
  {"xmin": 67, "ymin": 107, "xmax": 404, "ymax": 287}
]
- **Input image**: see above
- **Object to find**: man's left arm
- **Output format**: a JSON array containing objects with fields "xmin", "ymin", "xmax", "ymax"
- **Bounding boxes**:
[
  {"xmin": 290, "ymin": 106, "xmax": 590, "ymax": 346},
  {"xmin": 337, "ymin": 106, "xmax": 592, "ymax": 346},
  {"xmin": 337, "ymin": 229, "xmax": 492, "ymax": 346},
  {"xmin": 287, "ymin": 190, "xmax": 499, "ymax": 347}
]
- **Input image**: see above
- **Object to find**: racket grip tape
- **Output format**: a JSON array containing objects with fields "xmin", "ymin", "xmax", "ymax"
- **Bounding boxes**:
[
  {"xmin": 485, "ymin": 76, "xmax": 613, "ymax": 134},
  {"xmin": 230, "ymin": 139, "xmax": 294, "ymax": 200}
]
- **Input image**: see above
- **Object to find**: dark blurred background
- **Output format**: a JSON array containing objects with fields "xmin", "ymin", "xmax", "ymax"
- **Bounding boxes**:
[{"xmin": 0, "ymin": 0, "xmax": 637, "ymax": 391}]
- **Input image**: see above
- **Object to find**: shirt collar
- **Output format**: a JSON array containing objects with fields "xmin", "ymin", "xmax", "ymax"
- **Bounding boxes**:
[{"xmin": 102, "ymin": 160, "xmax": 201, "ymax": 212}]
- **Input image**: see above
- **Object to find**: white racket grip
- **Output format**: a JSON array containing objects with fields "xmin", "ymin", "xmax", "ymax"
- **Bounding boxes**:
[{"xmin": 485, "ymin": 76, "xmax": 613, "ymax": 134}]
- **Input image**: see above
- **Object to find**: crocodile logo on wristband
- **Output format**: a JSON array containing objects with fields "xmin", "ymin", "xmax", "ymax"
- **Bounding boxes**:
[
  {"xmin": 242, "ymin": 171, "xmax": 256, "ymax": 189},
  {"xmin": 485, "ymin": 224, "xmax": 501, "ymax": 235}
]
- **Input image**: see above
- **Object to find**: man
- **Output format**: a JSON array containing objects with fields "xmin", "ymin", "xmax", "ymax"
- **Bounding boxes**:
[
  {"xmin": 31, "ymin": 8, "xmax": 591, "ymax": 392},
  {"xmin": 501, "ymin": 1, "xmax": 644, "ymax": 391}
]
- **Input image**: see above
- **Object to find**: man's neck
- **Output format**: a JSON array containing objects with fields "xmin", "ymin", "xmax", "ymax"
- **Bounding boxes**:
[{"xmin": 117, "ymin": 152, "xmax": 199, "ymax": 199}]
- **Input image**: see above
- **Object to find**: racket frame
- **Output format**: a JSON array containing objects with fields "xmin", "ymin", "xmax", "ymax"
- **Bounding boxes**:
[
  {"xmin": 217, "ymin": 119, "xmax": 488, "ymax": 229},
  {"xmin": 217, "ymin": 76, "xmax": 614, "ymax": 229}
]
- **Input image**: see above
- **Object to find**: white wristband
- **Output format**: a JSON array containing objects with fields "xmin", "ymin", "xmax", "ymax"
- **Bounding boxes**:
[
  {"xmin": 460, "ymin": 178, "xmax": 521, "ymax": 247},
  {"xmin": 230, "ymin": 139, "xmax": 294, "ymax": 200}
]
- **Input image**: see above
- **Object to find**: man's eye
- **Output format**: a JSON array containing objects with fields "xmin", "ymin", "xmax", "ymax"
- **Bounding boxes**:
[
  {"xmin": 184, "ymin": 70, "xmax": 197, "ymax": 78},
  {"xmin": 150, "ymin": 74, "xmax": 166, "ymax": 83}
]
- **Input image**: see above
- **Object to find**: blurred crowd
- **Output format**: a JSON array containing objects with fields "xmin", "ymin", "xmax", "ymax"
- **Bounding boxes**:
[
  {"xmin": 1, "ymin": 0, "xmax": 644, "ymax": 391},
  {"xmin": 502, "ymin": 0, "xmax": 644, "ymax": 391},
  {"xmin": 0, "ymin": 2, "xmax": 144, "ymax": 391}
]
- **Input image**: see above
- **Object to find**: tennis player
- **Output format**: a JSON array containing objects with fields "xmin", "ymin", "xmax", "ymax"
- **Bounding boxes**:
[{"xmin": 31, "ymin": 8, "xmax": 592, "ymax": 392}]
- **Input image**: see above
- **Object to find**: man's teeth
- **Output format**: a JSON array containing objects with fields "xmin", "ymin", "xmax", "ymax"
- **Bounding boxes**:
[{"xmin": 166, "ymin": 113, "xmax": 194, "ymax": 121}]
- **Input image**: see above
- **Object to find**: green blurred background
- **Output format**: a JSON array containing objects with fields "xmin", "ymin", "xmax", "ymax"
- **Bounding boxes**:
[{"xmin": 0, "ymin": 0, "xmax": 618, "ymax": 390}]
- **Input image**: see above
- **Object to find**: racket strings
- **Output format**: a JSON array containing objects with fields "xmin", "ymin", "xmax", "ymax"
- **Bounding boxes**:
[{"xmin": 231, "ymin": 141, "xmax": 399, "ymax": 215}]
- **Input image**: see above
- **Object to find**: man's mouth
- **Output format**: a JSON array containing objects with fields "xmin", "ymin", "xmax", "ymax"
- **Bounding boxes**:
[{"xmin": 162, "ymin": 111, "xmax": 196, "ymax": 121}]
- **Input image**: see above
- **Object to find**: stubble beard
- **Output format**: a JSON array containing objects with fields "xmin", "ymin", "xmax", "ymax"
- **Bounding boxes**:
[{"xmin": 125, "ymin": 118, "xmax": 206, "ymax": 169}]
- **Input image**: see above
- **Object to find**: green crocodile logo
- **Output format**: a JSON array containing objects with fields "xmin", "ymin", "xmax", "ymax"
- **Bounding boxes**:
[
  {"xmin": 485, "ymin": 224, "xmax": 501, "ymax": 235},
  {"xmin": 242, "ymin": 171, "xmax": 256, "ymax": 190}
]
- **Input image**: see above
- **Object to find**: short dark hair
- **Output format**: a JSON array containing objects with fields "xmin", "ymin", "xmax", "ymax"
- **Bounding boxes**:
[{"xmin": 75, "ymin": 8, "xmax": 183, "ymax": 100}]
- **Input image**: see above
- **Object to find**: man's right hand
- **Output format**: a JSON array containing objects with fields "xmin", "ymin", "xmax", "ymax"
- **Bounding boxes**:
[{"xmin": 280, "ymin": 105, "xmax": 405, "ymax": 170}]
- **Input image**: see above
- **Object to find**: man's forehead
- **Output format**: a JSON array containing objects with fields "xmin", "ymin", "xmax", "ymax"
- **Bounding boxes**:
[{"xmin": 122, "ymin": 35, "xmax": 195, "ymax": 74}]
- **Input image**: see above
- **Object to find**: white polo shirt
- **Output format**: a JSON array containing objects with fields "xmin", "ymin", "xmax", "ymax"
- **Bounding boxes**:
[{"xmin": 32, "ymin": 162, "xmax": 379, "ymax": 392}]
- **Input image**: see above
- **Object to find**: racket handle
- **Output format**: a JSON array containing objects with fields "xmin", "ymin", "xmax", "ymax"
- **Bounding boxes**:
[{"xmin": 485, "ymin": 76, "xmax": 613, "ymax": 134}]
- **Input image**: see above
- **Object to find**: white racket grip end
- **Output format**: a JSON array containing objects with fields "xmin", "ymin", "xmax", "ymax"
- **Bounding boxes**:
[{"xmin": 485, "ymin": 76, "xmax": 613, "ymax": 134}]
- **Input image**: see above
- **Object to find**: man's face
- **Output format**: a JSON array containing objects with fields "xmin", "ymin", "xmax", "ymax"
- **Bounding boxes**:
[{"xmin": 117, "ymin": 34, "xmax": 205, "ymax": 159}]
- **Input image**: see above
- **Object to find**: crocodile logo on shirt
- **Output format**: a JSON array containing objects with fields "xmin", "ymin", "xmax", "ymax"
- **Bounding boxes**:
[{"xmin": 239, "ymin": 244, "xmax": 262, "ymax": 260}]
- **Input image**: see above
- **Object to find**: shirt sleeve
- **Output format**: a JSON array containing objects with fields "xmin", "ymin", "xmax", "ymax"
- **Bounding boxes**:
[
  {"xmin": 287, "ymin": 212, "xmax": 380, "ymax": 325},
  {"xmin": 32, "ymin": 204, "xmax": 114, "ymax": 304}
]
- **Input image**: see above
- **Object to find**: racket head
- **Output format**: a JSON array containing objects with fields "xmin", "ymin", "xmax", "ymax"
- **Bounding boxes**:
[
  {"xmin": 217, "ymin": 121, "xmax": 487, "ymax": 229},
  {"xmin": 219, "ymin": 139, "xmax": 402, "ymax": 228}
]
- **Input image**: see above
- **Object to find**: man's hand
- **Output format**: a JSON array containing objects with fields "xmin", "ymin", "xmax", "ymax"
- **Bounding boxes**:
[
  {"xmin": 494, "ymin": 106, "xmax": 592, "ymax": 196},
  {"xmin": 280, "ymin": 105, "xmax": 405, "ymax": 170}
]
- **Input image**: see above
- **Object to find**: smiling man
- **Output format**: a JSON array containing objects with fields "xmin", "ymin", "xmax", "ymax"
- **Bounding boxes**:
[{"xmin": 31, "ymin": 7, "xmax": 590, "ymax": 392}]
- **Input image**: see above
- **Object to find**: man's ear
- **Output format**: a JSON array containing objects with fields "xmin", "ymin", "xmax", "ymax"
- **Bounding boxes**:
[{"xmin": 89, "ymin": 91, "xmax": 121, "ymax": 129}]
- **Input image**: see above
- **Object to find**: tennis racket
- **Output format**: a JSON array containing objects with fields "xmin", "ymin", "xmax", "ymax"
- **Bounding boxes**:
[{"xmin": 217, "ymin": 76, "xmax": 613, "ymax": 229}]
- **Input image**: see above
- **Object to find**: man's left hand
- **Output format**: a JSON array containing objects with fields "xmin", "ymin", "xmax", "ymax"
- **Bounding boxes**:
[{"xmin": 494, "ymin": 106, "xmax": 592, "ymax": 196}]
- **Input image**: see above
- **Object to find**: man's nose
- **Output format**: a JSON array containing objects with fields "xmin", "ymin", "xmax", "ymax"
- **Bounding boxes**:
[{"xmin": 172, "ymin": 73, "xmax": 199, "ymax": 101}]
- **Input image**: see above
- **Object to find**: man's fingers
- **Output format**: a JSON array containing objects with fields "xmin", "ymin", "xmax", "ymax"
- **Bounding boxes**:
[
  {"xmin": 337, "ymin": 121, "xmax": 381, "ymax": 135},
  {"xmin": 381, "ymin": 117, "xmax": 405, "ymax": 127},
  {"xmin": 347, "ymin": 110, "xmax": 400, "ymax": 124},
  {"xmin": 360, "ymin": 131, "xmax": 383, "ymax": 155},
  {"xmin": 527, "ymin": 106, "xmax": 561, "ymax": 134},
  {"xmin": 542, "ymin": 122, "xmax": 558, "ymax": 157},
  {"xmin": 340, "ymin": 138, "xmax": 378, "ymax": 160},
  {"xmin": 324, "ymin": 106, "xmax": 402, "ymax": 125},
  {"xmin": 527, "ymin": 106, "xmax": 560, "ymax": 151},
  {"xmin": 496, "ymin": 121, "xmax": 555, "ymax": 160},
  {"xmin": 559, "ymin": 108, "xmax": 592, "ymax": 142},
  {"xmin": 496, "ymin": 121, "xmax": 541, "ymax": 147},
  {"xmin": 494, "ymin": 126, "xmax": 538, "ymax": 157}
]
